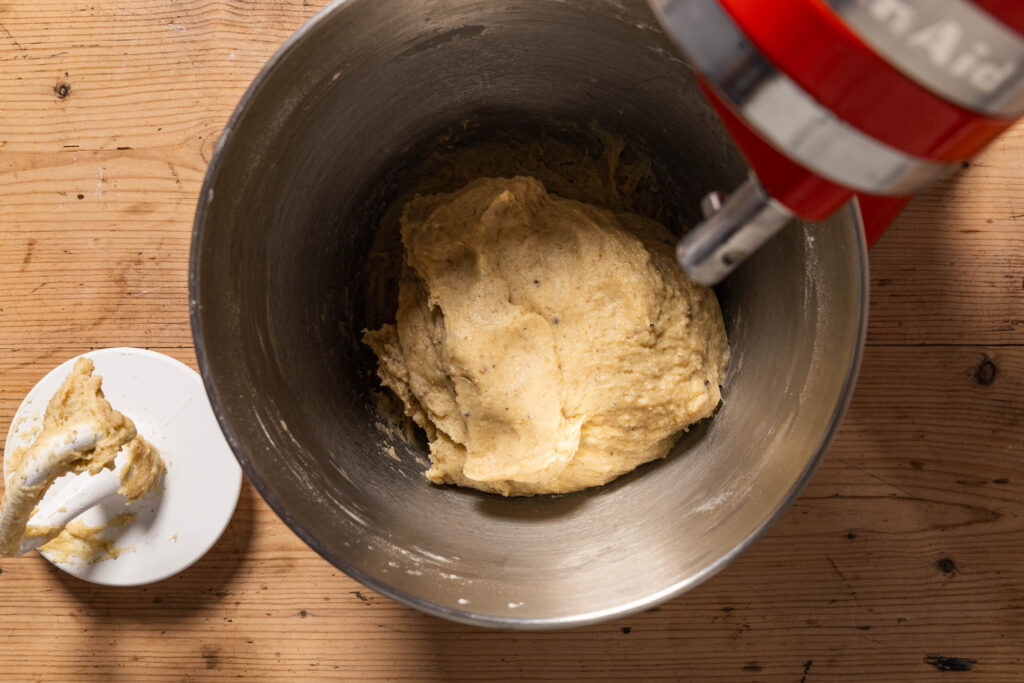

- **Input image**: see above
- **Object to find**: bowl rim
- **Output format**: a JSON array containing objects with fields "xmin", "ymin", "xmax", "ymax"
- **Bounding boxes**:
[{"xmin": 189, "ymin": 0, "xmax": 870, "ymax": 630}]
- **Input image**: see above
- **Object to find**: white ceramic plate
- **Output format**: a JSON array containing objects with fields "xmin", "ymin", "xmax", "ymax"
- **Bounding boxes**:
[{"xmin": 3, "ymin": 348, "xmax": 242, "ymax": 586}]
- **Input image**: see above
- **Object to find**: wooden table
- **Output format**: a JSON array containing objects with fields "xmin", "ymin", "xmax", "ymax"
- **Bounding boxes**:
[{"xmin": 2, "ymin": 2, "xmax": 1022, "ymax": 679}]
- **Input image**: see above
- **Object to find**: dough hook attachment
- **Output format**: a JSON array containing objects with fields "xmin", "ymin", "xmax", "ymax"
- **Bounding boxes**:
[
  {"xmin": 3, "ymin": 458, "xmax": 134, "ymax": 556},
  {"xmin": 676, "ymin": 175, "xmax": 793, "ymax": 286}
]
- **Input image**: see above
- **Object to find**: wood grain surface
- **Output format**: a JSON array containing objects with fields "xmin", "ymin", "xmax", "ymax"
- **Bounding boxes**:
[{"xmin": 1, "ymin": 1, "xmax": 1023, "ymax": 680}]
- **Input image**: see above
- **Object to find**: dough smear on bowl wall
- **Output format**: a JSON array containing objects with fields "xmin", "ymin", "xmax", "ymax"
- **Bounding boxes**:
[{"xmin": 364, "ymin": 175, "xmax": 729, "ymax": 496}]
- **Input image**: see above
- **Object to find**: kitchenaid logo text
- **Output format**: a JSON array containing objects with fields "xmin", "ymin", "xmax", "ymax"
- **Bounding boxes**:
[{"xmin": 856, "ymin": 0, "xmax": 1017, "ymax": 93}]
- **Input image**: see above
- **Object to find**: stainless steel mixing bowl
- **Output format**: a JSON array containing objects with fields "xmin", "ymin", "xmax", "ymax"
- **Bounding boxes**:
[{"xmin": 190, "ymin": 0, "xmax": 868, "ymax": 628}]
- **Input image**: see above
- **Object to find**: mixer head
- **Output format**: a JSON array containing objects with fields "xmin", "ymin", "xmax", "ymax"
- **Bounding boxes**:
[{"xmin": 650, "ymin": 0, "xmax": 1024, "ymax": 284}]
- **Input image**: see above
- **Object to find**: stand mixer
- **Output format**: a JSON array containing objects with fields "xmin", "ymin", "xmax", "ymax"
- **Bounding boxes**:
[{"xmin": 649, "ymin": 0, "xmax": 1024, "ymax": 284}]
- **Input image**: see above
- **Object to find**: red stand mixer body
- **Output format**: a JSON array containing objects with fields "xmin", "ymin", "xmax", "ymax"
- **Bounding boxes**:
[{"xmin": 649, "ymin": 0, "xmax": 1024, "ymax": 284}]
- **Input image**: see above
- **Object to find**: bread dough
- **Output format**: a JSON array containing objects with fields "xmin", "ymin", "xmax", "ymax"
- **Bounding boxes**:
[
  {"xmin": 118, "ymin": 436, "xmax": 165, "ymax": 500},
  {"xmin": 0, "ymin": 358, "xmax": 136, "ymax": 555},
  {"xmin": 39, "ymin": 513, "xmax": 136, "ymax": 564},
  {"xmin": 364, "ymin": 177, "xmax": 728, "ymax": 496}
]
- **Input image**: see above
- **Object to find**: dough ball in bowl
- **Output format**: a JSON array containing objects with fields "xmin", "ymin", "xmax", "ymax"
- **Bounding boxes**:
[{"xmin": 364, "ymin": 175, "xmax": 729, "ymax": 496}]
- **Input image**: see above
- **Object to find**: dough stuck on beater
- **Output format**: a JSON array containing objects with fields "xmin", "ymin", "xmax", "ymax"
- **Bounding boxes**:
[
  {"xmin": 0, "ymin": 358, "xmax": 165, "ymax": 556},
  {"xmin": 364, "ymin": 176, "xmax": 729, "ymax": 496},
  {"xmin": 118, "ymin": 436, "xmax": 165, "ymax": 501}
]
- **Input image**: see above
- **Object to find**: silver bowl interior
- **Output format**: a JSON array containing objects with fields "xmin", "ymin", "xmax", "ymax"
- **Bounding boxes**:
[{"xmin": 190, "ymin": 0, "xmax": 867, "ymax": 627}]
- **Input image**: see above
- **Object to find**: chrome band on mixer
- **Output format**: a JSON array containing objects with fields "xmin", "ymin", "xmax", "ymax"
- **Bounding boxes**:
[
  {"xmin": 825, "ymin": 0, "xmax": 1024, "ymax": 118},
  {"xmin": 652, "ymin": 0, "xmax": 958, "ymax": 195}
]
